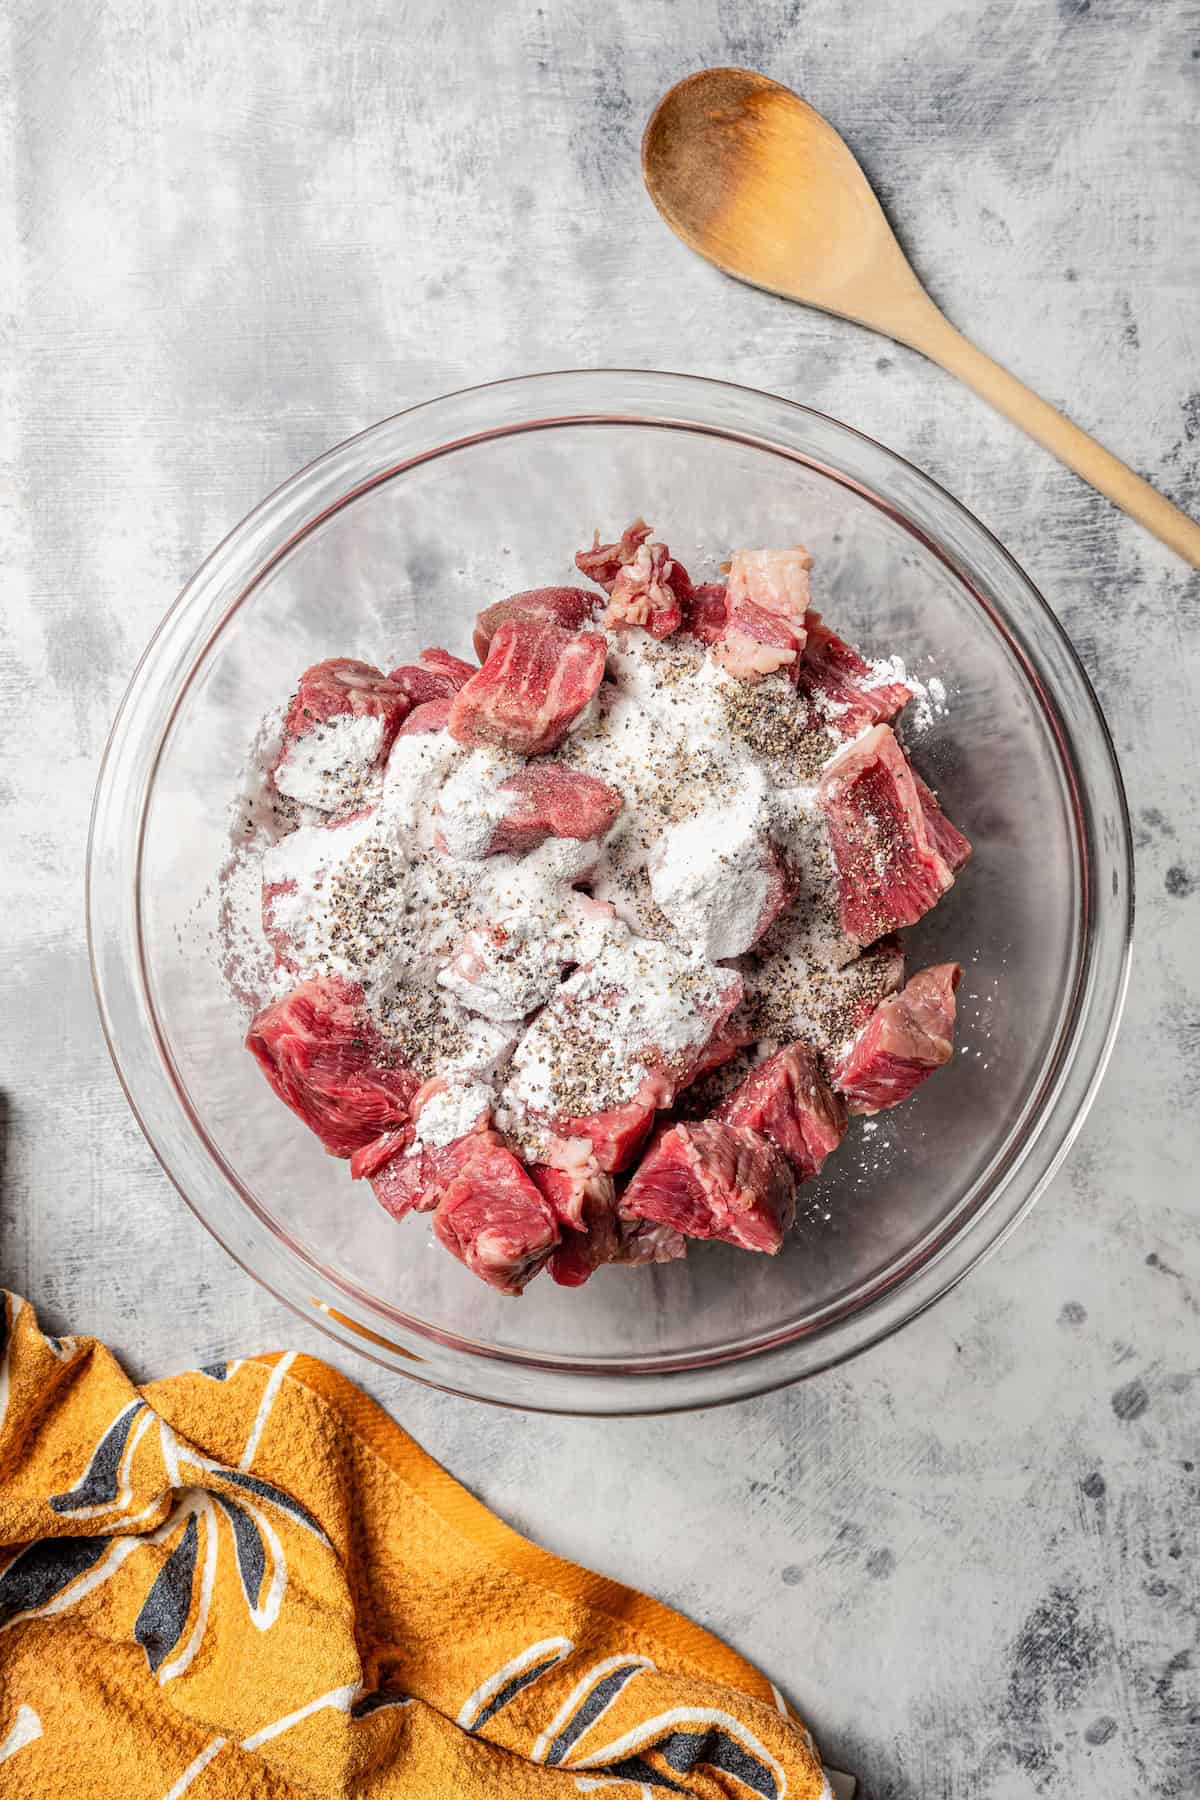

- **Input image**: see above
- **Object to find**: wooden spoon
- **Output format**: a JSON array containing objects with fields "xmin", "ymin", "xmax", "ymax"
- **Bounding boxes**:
[{"xmin": 643, "ymin": 67, "xmax": 1200, "ymax": 567}]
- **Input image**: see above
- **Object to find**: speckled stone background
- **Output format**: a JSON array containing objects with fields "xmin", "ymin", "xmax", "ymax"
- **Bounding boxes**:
[{"xmin": 2, "ymin": 2, "xmax": 1197, "ymax": 1795}]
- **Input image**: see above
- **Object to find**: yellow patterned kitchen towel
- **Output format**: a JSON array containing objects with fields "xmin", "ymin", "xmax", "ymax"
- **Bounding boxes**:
[{"xmin": 0, "ymin": 1291, "xmax": 839, "ymax": 1799}]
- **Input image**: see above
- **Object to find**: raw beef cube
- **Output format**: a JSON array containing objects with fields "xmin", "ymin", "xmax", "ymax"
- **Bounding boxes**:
[
  {"xmin": 529, "ymin": 1158, "xmax": 620, "ymax": 1287},
  {"xmin": 398, "ymin": 696, "xmax": 454, "ymax": 736},
  {"xmin": 281, "ymin": 658, "xmax": 410, "ymax": 741},
  {"xmin": 528, "ymin": 1141, "xmax": 613, "ymax": 1230},
  {"xmin": 551, "ymin": 1088, "xmax": 665, "ymax": 1174},
  {"xmin": 833, "ymin": 963, "xmax": 962, "ymax": 1114},
  {"xmin": 649, "ymin": 805, "xmax": 794, "ymax": 960},
  {"xmin": 498, "ymin": 940, "xmax": 744, "ymax": 1169},
  {"xmin": 418, "ymin": 646, "xmax": 476, "ymax": 686},
  {"xmin": 386, "ymin": 647, "xmax": 476, "ymax": 705},
  {"xmin": 433, "ymin": 1138, "xmax": 559, "ymax": 1294},
  {"xmin": 368, "ymin": 1117, "xmax": 493, "ymax": 1220},
  {"xmin": 473, "ymin": 588, "xmax": 598, "ymax": 662},
  {"xmin": 714, "ymin": 547, "xmax": 812, "ymax": 684},
  {"xmin": 796, "ymin": 611, "xmax": 912, "ymax": 739},
  {"xmin": 913, "ymin": 771, "xmax": 972, "ymax": 873},
  {"xmin": 448, "ymin": 619, "xmax": 608, "ymax": 756},
  {"xmin": 575, "ymin": 518, "xmax": 653, "ymax": 591},
  {"xmin": 350, "ymin": 1127, "xmax": 412, "ymax": 1183},
  {"xmin": 369, "ymin": 1144, "xmax": 441, "ymax": 1219},
  {"xmin": 818, "ymin": 724, "xmax": 970, "ymax": 943},
  {"xmin": 274, "ymin": 659, "xmax": 411, "ymax": 813},
  {"xmin": 715, "ymin": 1042, "xmax": 847, "ymax": 1181},
  {"xmin": 485, "ymin": 765, "xmax": 623, "ymax": 857},
  {"xmin": 603, "ymin": 541, "xmax": 689, "ymax": 639},
  {"xmin": 246, "ymin": 976, "xmax": 420, "ymax": 1158},
  {"xmin": 683, "ymin": 582, "xmax": 730, "ymax": 645},
  {"xmin": 714, "ymin": 622, "xmax": 801, "ymax": 682},
  {"xmin": 685, "ymin": 1023, "xmax": 753, "ymax": 1086},
  {"xmin": 621, "ymin": 1120, "xmax": 796, "ymax": 1254}
]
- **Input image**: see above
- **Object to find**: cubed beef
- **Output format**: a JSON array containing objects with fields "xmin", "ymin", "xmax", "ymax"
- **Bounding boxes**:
[
  {"xmin": 715, "ymin": 1042, "xmax": 847, "ymax": 1180},
  {"xmin": 649, "ymin": 811, "xmax": 795, "ymax": 960},
  {"xmin": 714, "ymin": 547, "xmax": 812, "ymax": 683},
  {"xmin": 448, "ymin": 620, "xmax": 608, "ymax": 756},
  {"xmin": 603, "ymin": 541, "xmax": 688, "ymax": 638},
  {"xmin": 398, "ymin": 696, "xmax": 454, "ymax": 736},
  {"xmin": 529, "ymin": 1157, "xmax": 620, "ymax": 1287},
  {"xmin": 796, "ymin": 611, "xmax": 912, "ymax": 739},
  {"xmin": 818, "ymin": 725, "xmax": 971, "ymax": 943},
  {"xmin": 273, "ymin": 659, "xmax": 411, "ymax": 813},
  {"xmin": 683, "ymin": 582, "xmax": 730, "ymax": 645},
  {"xmin": 485, "ymin": 765, "xmax": 623, "ymax": 857},
  {"xmin": 575, "ymin": 518, "xmax": 653, "ymax": 592},
  {"xmin": 473, "ymin": 588, "xmax": 598, "ymax": 663},
  {"xmin": 246, "ymin": 976, "xmax": 420, "ymax": 1158},
  {"xmin": 387, "ymin": 647, "xmax": 476, "ymax": 706},
  {"xmin": 432, "ymin": 1138, "xmax": 559, "ymax": 1294},
  {"xmin": 833, "ymin": 963, "xmax": 962, "ymax": 1114},
  {"xmin": 621, "ymin": 1120, "xmax": 796, "ymax": 1254},
  {"xmin": 499, "ymin": 942, "xmax": 744, "ymax": 1172}
]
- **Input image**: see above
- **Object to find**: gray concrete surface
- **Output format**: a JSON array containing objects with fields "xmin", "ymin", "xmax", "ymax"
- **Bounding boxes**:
[{"xmin": 2, "ymin": 2, "xmax": 1197, "ymax": 1795}]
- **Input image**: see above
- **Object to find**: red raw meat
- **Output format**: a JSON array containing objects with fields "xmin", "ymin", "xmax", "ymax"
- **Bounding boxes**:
[
  {"xmin": 368, "ymin": 1115, "xmax": 492, "ymax": 1219},
  {"xmin": 621, "ymin": 1121, "xmax": 796, "ymax": 1254},
  {"xmin": 529, "ymin": 1161, "xmax": 620, "ymax": 1288},
  {"xmin": 913, "ymin": 771, "xmax": 972, "ymax": 873},
  {"xmin": 818, "ymin": 724, "xmax": 971, "ymax": 943},
  {"xmin": 685, "ymin": 1023, "xmax": 753, "ymax": 1087},
  {"xmin": 387, "ymin": 647, "xmax": 476, "ymax": 706},
  {"xmin": 796, "ymin": 611, "xmax": 912, "ymax": 739},
  {"xmin": 683, "ymin": 582, "xmax": 730, "ymax": 645},
  {"xmin": 473, "ymin": 588, "xmax": 597, "ymax": 662},
  {"xmin": 484, "ymin": 765, "xmax": 623, "ymax": 856},
  {"xmin": 369, "ymin": 1146, "xmax": 438, "ymax": 1219},
  {"xmin": 448, "ymin": 619, "xmax": 608, "ymax": 756},
  {"xmin": 714, "ymin": 548, "xmax": 812, "ymax": 684},
  {"xmin": 603, "ymin": 541, "xmax": 689, "ymax": 638},
  {"xmin": 748, "ymin": 843, "xmax": 798, "ymax": 953},
  {"xmin": 246, "ymin": 976, "xmax": 420, "ymax": 1159},
  {"xmin": 398, "ymin": 696, "xmax": 454, "ymax": 736},
  {"xmin": 531, "ymin": 957, "xmax": 744, "ymax": 1172},
  {"xmin": 433, "ymin": 1138, "xmax": 559, "ymax": 1294},
  {"xmin": 575, "ymin": 518, "xmax": 653, "ymax": 591},
  {"xmin": 716, "ymin": 1042, "xmax": 847, "ymax": 1181},
  {"xmin": 350, "ymin": 1128, "xmax": 412, "ymax": 1182},
  {"xmin": 276, "ymin": 659, "xmax": 411, "ymax": 768},
  {"xmin": 551, "ymin": 1091, "xmax": 663, "ymax": 1175},
  {"xmin": 833, "ymin": 963, "xmax": 962, "ymax": 1114}
]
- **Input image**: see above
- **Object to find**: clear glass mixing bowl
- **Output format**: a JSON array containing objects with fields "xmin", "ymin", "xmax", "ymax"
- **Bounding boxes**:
[{"xmin": 88, "ymin": 371, "xmax": 1132, "ymax": 1413}]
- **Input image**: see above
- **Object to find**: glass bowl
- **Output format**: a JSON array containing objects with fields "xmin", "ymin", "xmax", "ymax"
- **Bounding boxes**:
[{"xmin": 88, "ymin": 370, "xmax": 1132, "ymax": 1413}]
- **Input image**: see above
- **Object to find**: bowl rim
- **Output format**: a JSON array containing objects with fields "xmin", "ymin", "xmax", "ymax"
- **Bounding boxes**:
[{"xmin": 87, "ymin": 367, "xmax": 1134, "ymax": 1414}]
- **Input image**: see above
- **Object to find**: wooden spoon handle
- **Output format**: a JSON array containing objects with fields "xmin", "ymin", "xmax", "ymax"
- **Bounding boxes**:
[{"xmin": 910, "ymin": 315, "xmax": 1200, "ymax": 567}]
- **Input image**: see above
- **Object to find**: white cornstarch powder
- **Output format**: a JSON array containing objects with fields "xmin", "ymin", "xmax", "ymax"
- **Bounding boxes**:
[
  {"xmin": 648, "ymin": 795, "xmax": 774, "ymax": 961},
  {"xmin": 413, "ymin": 1080, "xmax": 493, "ymax": 1148},
  {"xmin": 221, "ymin": 589, "xmax": 938, "ymax": 1140},
  {"xmin": 273, "ymin": 712, "xmax": 386, "ymax": 815},
  {"xmin": 435, "ymin": 747, "xmax": 521, "ymax": 859}
]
